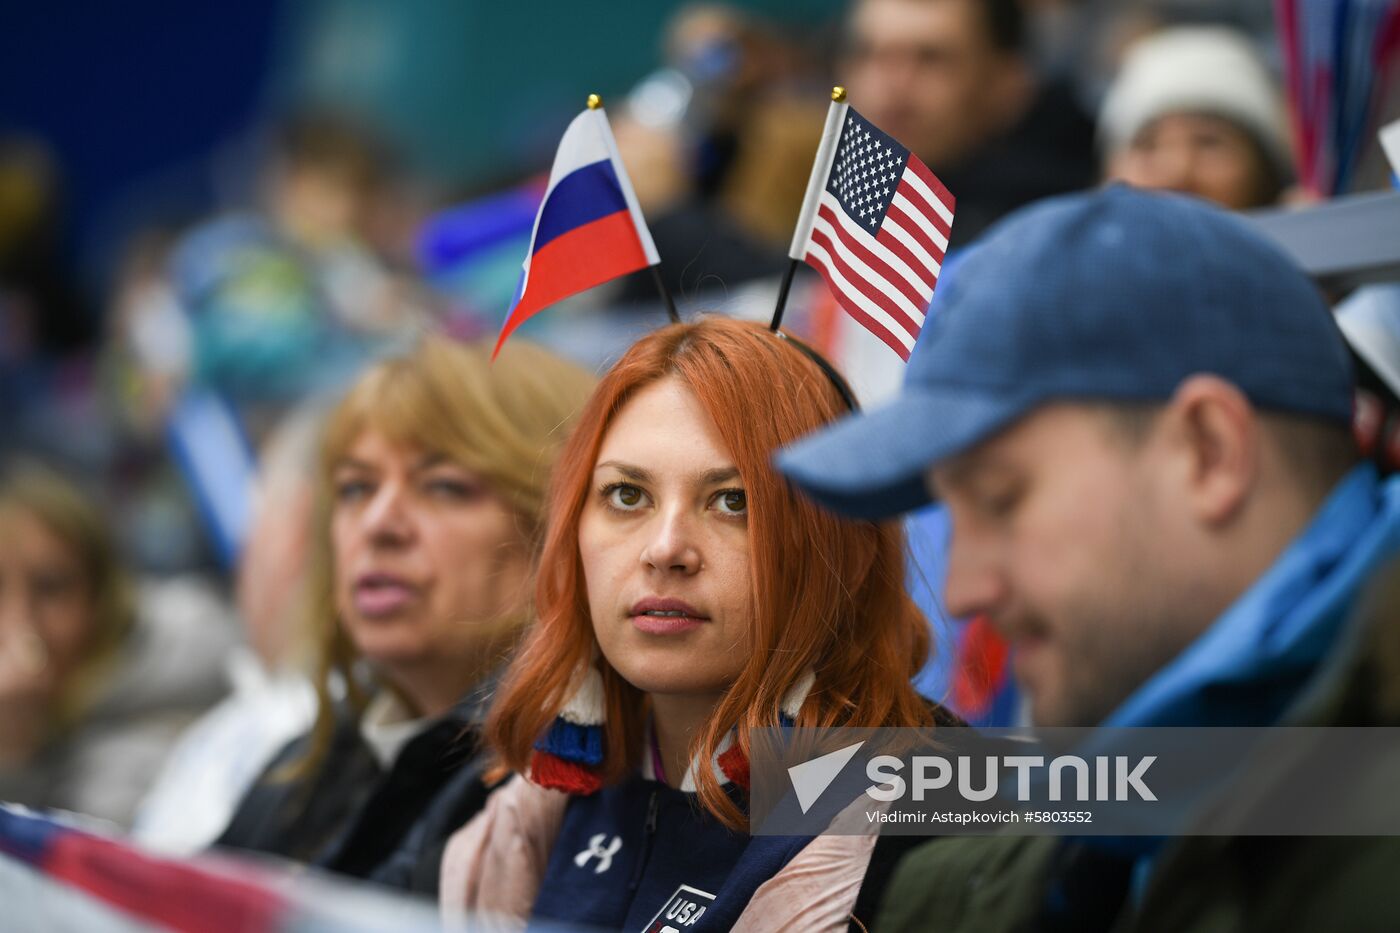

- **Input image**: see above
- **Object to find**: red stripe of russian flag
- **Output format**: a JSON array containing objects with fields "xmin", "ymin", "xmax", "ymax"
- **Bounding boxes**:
[{"xmin": 492, "ymin": 209, "xmax": 648, "ymax": 359}]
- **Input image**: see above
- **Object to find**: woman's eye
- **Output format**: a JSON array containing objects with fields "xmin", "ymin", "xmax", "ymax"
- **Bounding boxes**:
[
  {"xmin": 424, "ymin": 477, "xmax": 477, "ymax": 500},
  {"xmin": 712, "ymin": 489, "xmax": 747, "ymax": 516},
  {"xmin": 604, "ymin": 483, "xmax": 647, "ymax": 511},
  {"xmin": 333, "ymin": 479, "xmax": 373, "ymax": 503}
]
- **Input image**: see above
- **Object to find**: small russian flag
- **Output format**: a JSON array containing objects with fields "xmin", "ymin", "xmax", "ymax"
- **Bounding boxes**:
[{"xmin": 492, "ymin": 99, "xmax": 660, "ymax": 358}]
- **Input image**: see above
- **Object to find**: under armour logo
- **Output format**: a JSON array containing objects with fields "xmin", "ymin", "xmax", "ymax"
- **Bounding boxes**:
[{"xmin": 573, "ymin": 833, "xmax": 623, "ymax": 874}]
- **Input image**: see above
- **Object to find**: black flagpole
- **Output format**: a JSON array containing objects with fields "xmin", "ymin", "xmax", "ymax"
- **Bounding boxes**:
[
  {"xmin": 770, "ymin": 258, "xmax": 800, "ymax": 332},
  {"xmin": 650, "ymin": 264, "xmax": 681, "ymax": 323}
]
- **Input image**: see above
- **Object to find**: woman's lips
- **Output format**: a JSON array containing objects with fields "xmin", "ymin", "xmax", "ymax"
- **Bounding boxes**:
[
  {"xmin": 631, "ymin": 614, "xmax": 707, "ymax": 635},
  {"xmin": 353, "ymin": 575, "xmax": 420, "ymax": 618},
  {"xmin": 629, "ymin": 597, "xmax": 709, "ymax": 635}
]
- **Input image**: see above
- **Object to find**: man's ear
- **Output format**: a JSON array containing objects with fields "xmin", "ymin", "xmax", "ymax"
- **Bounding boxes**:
[{"xmin": 1162, "ymin": 375, "xmax": 1259, "ymax": 526}]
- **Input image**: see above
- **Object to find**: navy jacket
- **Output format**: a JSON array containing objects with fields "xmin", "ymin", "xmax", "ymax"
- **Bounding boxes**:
[
  {"xmin": 529, "ymin": 748, "xmax": 949, "ymax": 930},
  {"xmin": 531, "ymin": 772, "xmax": 811, "ymax": 932}
]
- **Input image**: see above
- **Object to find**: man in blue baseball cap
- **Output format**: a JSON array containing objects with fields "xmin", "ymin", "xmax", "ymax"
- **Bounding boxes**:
[{"xmin": 777, "ymin": 186, "xmax": 1400, "ymax": 931}]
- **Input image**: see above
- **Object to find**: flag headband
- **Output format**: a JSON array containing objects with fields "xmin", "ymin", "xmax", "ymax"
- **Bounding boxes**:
[
  {"xmin": 491, "ymin": 92, "xmax": 861, "ymax": 411},
  {"xmin": 497, "ymin": 86, "xmax": 956, "ymax": 412},
  {"xmin": 774, "ymin": 330, "xmax": 860, "ymax": 412}
]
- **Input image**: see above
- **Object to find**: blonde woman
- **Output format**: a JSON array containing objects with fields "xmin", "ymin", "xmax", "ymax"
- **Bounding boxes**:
[{"xmin": 215, "ymin": 334, "xmax": 595, "ymax": 893}]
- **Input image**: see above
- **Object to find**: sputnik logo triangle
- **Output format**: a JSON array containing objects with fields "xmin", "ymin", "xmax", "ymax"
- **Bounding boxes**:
[{"xmin": 788, "ymin": 741, "xmax": 865, "ymax": 814}]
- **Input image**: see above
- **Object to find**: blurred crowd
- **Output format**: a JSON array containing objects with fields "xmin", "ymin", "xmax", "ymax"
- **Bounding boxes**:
[
  {"xmin": 2, "ymin": 0, "xmax": 1400, "ymax": 930},
  {"xmin": 2, "ymin": 0, "xmax": 1341, "ymax": 570}
]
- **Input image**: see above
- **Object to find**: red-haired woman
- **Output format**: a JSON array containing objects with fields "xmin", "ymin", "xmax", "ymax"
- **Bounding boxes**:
[{"xmin": 440, "ymin": 317, "xmax": 946, "ymax": 931}]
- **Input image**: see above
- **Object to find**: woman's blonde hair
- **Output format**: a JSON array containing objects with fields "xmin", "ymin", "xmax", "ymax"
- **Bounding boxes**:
[
  {"xmin": 0, "ymin": 462, "xmax": 135, "ymax": 730},
  {"xmin": 296, "ymin": 333, "xmax": 597, "ymax": 774}
]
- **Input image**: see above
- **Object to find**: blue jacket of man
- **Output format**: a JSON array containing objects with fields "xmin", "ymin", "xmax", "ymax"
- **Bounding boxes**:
[
  {"xmin": 876, "ymin": 466, "xmax": 1400, "ymax": 933},
  {"xmin": 1044, "ymin": 464, "xmax": 1400, "ymax": 917},
  {"xmin": 1108, "ymin": 464, "xmax": 1400, "ymax": 731}
]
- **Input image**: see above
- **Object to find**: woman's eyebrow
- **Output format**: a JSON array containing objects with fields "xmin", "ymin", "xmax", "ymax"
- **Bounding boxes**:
[
  {"xmin": 413, "ymin": 452, "xmax": 457, "ymax": 472},
  {"xmin": 699, "ymin": 467, "xmax": 740, "ymax": 485},
  {"xmin": 594, "ymin": 461, "xmax": 651, "ymax": 482},
  {"xmin": 332, "ymin": 458, "xmax": 375, "ymax": 473},
  {"xmin": 593, "ymin": 462, "xmax": 739, "ymax": 486}
]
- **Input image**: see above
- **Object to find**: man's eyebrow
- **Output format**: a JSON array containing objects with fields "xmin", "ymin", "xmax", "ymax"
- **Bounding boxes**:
[
  {"xmin": 932, "ymin": 454, "xmax": 985, "ymax": 493},
  {"xmin": 594, "ymin": 461, "xmax": 653, "ymax": 483}
]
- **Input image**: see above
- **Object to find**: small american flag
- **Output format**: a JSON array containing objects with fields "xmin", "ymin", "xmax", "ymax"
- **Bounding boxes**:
[{"xmin": 788, "ymin": 100, "xmax": 955, "ymax": 360}]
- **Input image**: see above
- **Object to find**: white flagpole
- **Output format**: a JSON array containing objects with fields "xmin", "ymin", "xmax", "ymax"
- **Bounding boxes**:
[
  {"xmin": 773, "ymin": 87, "xmax": 850, "ymax": 331},
  {"xmin": 788, "ymin": 88, "xmax": 851, "ymax": 261}
]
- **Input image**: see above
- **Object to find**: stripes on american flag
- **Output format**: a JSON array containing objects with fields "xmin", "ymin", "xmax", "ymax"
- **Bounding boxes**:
[{"xmin": 795, "ymin": 106, "xmax": 955, "ymax": 360}]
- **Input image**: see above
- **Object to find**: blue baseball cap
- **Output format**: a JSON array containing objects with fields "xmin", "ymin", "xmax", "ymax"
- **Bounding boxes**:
[{"xmin": 776, "ymin": 185, "xmax": 1355, "ymax": 520}]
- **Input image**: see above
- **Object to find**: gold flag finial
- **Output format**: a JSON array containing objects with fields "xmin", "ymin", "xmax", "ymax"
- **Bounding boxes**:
[
  {"xmin": 587, "ymin": 93, "xmax": 603, "ymax": 110},
  {"xmin": 831, "ymin": 86, "xmax": 847, "ymax": 103}
]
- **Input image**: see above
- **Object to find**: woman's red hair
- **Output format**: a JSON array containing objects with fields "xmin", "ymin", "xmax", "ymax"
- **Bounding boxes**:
[{"xmin": 487, "ymin": 317, "xmax": 933, "ymax": 828}]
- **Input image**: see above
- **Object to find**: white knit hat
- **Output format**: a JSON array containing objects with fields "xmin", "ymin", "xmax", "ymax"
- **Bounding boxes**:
[{"xmin": 1100, "ymin": 26, "xmax": 1294, "ymax": 180}]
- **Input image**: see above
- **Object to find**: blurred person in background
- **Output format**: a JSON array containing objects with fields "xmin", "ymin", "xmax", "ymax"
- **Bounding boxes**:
[
  {"xmin": 132, "ymin": 405, "xmax": 325, "ymax": 854},
  {"xmin": 1100, "ymin": 25, "xmax": 1292, "ymax": 210},
  {"xmin": 96, "ymin": 111, "xmax": 438, "ymax": 580},
  {"xmin": 611, "ymin": 4, "xmax": 812, "ymax": 303},
  {"xmin": 214, "ymin": 334, "xmax": 596, "ymax": 893},
  {"xmin": 104, "ymin": 228, "xmax": 191, "ymax": 441},
  {"xmin": 0, "ymin": 462, "xmax": 234, "ymax": 828},
  {"xmin": 841, "ymin": 0, "xmax": 1097, "ymax": 248},
  {"xmin": 160, "ymin": 110, "xmax": 434, "ymax": 439},
  {"xmin": 822, "ymin": 0, "xmax": 1095, "ymax": 724}
]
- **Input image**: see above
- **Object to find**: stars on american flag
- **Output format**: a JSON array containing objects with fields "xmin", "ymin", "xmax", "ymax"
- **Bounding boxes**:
[{"xmin": 828, "ymin": 115, "xmax": 909, "ymax": 229}]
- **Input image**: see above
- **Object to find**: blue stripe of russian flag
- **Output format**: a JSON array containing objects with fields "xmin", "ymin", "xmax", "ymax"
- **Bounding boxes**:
[{"xmin": 531, "ymin": 159, "xmax": 629, "ymax": 255}]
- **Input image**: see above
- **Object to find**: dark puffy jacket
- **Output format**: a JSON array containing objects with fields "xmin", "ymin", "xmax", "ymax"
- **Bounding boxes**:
[{"xmin": 215, "ymin": 684, "xmax": 496, "ymax": 894}]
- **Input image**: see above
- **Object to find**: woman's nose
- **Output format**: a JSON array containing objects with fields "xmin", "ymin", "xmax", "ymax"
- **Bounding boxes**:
[
  {"xmin": 360, "ymin": 483, "xmax": 416, "ymax": 546},
  {"xmin": 639, "ymin": 509, "xmax": 702, "ymax": 575}
]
